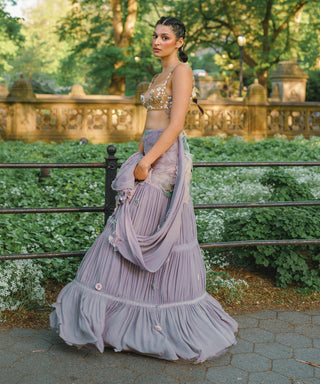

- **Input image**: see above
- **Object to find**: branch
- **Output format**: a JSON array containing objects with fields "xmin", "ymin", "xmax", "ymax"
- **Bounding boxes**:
[
  {"xmin": 199, "ymin": 0, "xmax": 231, "ymax": 28},
  {"xmin": 243, "ymin": 50, "xmax": 257, "ymax": 68},
  {"xmin": 222, "ymin": 0, "xmax": 240, "ymax": 35},
  {"xmin": 273, "ymin": 0, "xmax": 308, "ymax": 42},
  {"xmin": 262, "ymin": 0, "xmax": 274, "ymax": 52},
  {"xmin": 270, "ymin": 24, "xmax": 291, "ymax": 66},
  {"xmin": 190, "ymin": 22, "xmax": 210, "ymax": 41},
  {"xmin": 296, "ymin": 359, "xmax": 320, "ymax": 368},
  {"xmin": 221, "ymin": 0, "xmax": 257, "ymax": 68},
  {"xmin": 151, "ymin": 3, "xmax": 161, "ymax": 19}
]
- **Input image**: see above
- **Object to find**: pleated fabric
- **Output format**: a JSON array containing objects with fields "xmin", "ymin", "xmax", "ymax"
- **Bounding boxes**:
[{"xmin": 50, "ymin": 129, "xmax": 238, "ymax": 363}]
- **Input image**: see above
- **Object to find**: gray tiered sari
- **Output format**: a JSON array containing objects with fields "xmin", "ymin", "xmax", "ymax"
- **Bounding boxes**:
[{"xmin": 50, "ymin": 129, "xmax": 237, "ymax": 363}]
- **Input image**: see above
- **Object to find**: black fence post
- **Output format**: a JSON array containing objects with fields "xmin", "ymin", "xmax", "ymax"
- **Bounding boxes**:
[{"xmin": 104, "ymin": 145, "xmax": 118, "ymax": 225}]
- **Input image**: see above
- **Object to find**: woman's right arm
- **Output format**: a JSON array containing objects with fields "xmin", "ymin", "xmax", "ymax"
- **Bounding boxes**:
[{"xmin": 137, "ymin": 129, "xmax": 145, "ymax": 154}]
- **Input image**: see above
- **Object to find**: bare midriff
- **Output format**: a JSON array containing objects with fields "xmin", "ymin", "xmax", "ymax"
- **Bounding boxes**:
[{"xmin": 144, "ymin": 110, "xmax": 170, "ymax": 130}]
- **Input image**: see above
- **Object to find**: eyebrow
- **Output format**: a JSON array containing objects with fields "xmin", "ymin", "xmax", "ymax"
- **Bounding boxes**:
[{"xmin": 153, "ymin": 31, "xmax": 170, "ymax": 36}]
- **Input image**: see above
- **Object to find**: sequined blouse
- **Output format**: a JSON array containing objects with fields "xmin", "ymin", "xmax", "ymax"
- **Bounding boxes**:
[{"xmin": 140, "ymin": 70, "xmax": 174, "ymax": 112}]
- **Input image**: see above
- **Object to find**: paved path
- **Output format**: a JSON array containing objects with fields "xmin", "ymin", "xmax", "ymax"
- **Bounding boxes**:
[{"xmin": 1, "ymin": 309, "xmax": 320, "ymax": 384}]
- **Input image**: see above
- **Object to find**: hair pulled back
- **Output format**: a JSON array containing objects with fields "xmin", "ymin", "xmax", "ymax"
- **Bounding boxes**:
[
  {"xmin": 155, "ymin": 16, "xmax": 188, "ymax": 63},
  {"xmin": 155, "ymin": 16, "xmax": 203, "ymax": 114}
]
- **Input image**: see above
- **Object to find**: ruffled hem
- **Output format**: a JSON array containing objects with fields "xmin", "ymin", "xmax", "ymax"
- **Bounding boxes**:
[{"xmin": 50, "ymin": 281, "xmax": 237, "ymax": 364}]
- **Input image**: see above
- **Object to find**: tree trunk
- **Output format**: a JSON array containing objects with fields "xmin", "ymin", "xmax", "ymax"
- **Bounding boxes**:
[
  {"xmin": 257, "ymin": 69, "xmax": 269, "ymax": 89},
  {"xmin": 109, "ymin": 74, "xmax": 126, "ymax": 95},
  {"xmin": 110, "ymin": 0, "xmax": 137, "ymax": 95}
]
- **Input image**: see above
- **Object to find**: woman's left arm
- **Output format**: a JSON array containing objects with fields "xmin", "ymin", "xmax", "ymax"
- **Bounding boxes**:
[{"xmin": 134, "ymin": 65, "xmax": 193, "ymax": 180}]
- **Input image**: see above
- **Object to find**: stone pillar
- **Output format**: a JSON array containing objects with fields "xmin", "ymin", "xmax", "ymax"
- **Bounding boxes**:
[
  {"xmin": 68, "ymin": 83, "xmax": 86, "ymax": 97},
  {"xmin": 245, "ymin": 79, "xmax": 268, "ymax": 140},
  {"xmin": 270, "ymin": 84, "xmax": 281, "ymax": 101},
  {"xmin": 6, "ymin": 75, "xmax": 37, "ymax": 141},
  {"xmin": 270, "ymin": 61, "xmax": 309, "ymax": 102},
  {"xmin": 197, "ymin": 75, "xmax": 224, "ymax": 99},
  {"xmin": 0, "ymin": 83, "xmax": 9, "ymax": 98}
]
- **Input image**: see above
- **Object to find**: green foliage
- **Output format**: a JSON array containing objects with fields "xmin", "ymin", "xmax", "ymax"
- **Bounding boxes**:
[
  {"xmin": 39, "ymin": 258, "xmax": 81, "ymax": 284},
  {"xmin": 56, "ymin": 0, "xmax": 164, "ymax": 94},
  {"xmin": 204, "ymin": 254, "xmax": 248, "ymax": 304},
  {"xmin": 222, "ymin": 168, "xmax": 320, "ymax": 290},
  {"xmin": 0, "ymin": 139, "xmax": 138, "ymax": 281},
  {"xmin": 6, "ymin": 0, "xmax": 73, "ymax": 89},
  {"xmin": 294, "ymin": 5, "xmax": 320, "ymax": 71},
  {"xmin": 56, "ymin": 0, "xmax": 114, "ymax": 92},
  {"xmin": 260, "ymin": 168, "xmax": 315, "ymax": 201},
  {"xmin": 306, "ymin": 70, "xmax": 320, "ymax": 102},
  {"xmin": 206, "ymin": 268, "xmax": 248, "ymax": 304},
  {"xmin": 189, "ymin": 135, "xmax": 320, "ymax": 162},
  {"xmin": 30, "ymin": 72, "xmax": 63, "ymax": 94},
  {"xmin": 175, "ymin": 0, "xmax": 319, "ymax": 85},
  {"xmin": 0, "ymin": 2, "xmax": 23, "ymax": 76},
  {"xmin": 189, "ymin": 53, "xmax": 221, "ymax": 76},
  {"xmin": 2, "ymin": 136, "xmax": 320, "ymax": 291},
  {"xmin": 4, "ymin": 0, "xmax": 319, "ymax": 94}
]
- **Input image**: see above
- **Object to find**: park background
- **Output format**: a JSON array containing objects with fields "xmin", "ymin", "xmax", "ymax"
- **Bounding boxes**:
[
  {"xmin": 1, "ymin": 0, "xmax": 320, "ymax": 99},
  {"xmin": 0, "ymin": 0, "xmax": 320, "ymax": 325}
]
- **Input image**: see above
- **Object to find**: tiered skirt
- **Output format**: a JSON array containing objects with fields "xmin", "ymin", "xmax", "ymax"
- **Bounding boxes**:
[{"xmin": 50, "ymin": 130, "xmax": 237, "ymax": 363}]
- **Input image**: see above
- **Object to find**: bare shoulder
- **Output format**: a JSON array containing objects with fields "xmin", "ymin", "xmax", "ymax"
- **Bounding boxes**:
[
  {"xmin": 173, "ymin": 63, "xmax": 193, "ymax": 79},
  {"xmin": 171, "ymin": 63, "xmax": 193, "ymax": 101}
]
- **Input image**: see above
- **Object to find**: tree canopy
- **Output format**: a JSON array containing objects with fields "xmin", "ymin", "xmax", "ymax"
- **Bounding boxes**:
[
  {"xmin": 56, "ymin": 0, "xmax": 320, "ymax": 92},
  {"xmin": 1, "ymin": 0, "xmax": 319, "ymax": 95},
  {"xmin": 57, "ymin": 0, "xmax": 162, "ymax": 94},
  {"xmin": 0, "ymin": 0, "xmax": 24, "ymax": 77},
  {"xmin": 10, "ymin": 0, "xmax": 70, "ymax": 76},
  {"xmin": 175, "ymin": 0, "xmax": 320, "ymax": 87}
]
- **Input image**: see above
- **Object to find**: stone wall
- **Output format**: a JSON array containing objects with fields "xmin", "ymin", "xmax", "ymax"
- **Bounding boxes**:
[{"xmin": 1, "ymin": 79, "xmax": 320, "ymax": 143}]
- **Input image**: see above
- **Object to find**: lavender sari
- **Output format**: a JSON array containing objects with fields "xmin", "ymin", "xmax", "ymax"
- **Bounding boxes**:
[{"xmin": 50, "ymin": 129, "xmax": 237, "ymax": 363}]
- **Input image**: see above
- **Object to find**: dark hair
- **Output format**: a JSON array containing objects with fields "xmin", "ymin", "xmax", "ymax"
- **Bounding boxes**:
[
  {"xmin": 155, "ymin": 16, "xmax": 203, "ymax": 115},
  {"xmin": 155, "ymin": 16, "xmax": 188, "ymax": 63}
]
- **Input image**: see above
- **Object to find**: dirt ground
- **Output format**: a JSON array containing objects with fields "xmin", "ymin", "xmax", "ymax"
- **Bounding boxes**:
[{"xmin": 1, "ymin": 267, "xmax": 320, "ymax": 329}]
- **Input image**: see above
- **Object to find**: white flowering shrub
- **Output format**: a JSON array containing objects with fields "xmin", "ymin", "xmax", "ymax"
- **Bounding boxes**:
[
  {"xmin": 202, "ymin": 253, "xmax": 248, "ymax": 304},
  {"xmin": 2, "ymin": 137, "xmax": 320, "ymax": 291},
  {"xmin": 0, "ymin": 260, "xmax": 45, "ymax": 313},
  {"xmin": 273, "ymin": 133, "xmax": 288, "ymax": 140}
]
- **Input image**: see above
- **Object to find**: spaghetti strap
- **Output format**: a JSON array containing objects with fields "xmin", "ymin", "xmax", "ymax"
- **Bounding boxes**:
[
  {"xmin": 147, "ymin": 74, "xmax": 159, "ymax": 89},
  {"xmin": 163, "ymin": 63, "xmax": 181, "ymax": 85}
]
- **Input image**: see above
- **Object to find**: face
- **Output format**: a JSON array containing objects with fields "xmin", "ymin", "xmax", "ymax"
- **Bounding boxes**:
[{"xmin": 152, "ymin": 24, "xmax": 183, "ymax": 58}]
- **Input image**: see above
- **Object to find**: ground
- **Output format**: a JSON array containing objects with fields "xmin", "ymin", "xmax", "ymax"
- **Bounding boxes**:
[
  {"xmin": 1, "ymin": 267, "xmax": 320, "ymax": 329},
  {"xmin": 213, "ymin": 267, "xmax": 320, "ymax": 314}
]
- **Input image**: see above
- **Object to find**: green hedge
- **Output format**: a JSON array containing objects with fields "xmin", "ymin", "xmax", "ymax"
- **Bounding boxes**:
[
  {"xmin": 1, "ymin": 136, "xmax": 320, "ymax": 288},
  {"xmin": 222, "ymin": 168, "xmax": 320, "ymax": 290}
]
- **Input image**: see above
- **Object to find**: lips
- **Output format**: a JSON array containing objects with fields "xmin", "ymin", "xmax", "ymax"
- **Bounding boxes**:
[{"xmin": 153, "ymin": 48, "xmax": 160, "ymax": 53}]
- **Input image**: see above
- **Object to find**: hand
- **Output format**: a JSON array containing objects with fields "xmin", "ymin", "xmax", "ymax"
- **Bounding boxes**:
[{"xmin": 134, "ymin": 159, "xmax": 149, "ymax": 181}]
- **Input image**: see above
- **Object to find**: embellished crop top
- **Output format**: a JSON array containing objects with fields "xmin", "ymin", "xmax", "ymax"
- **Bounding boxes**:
[
  {"xmin": 140, "ymin": 70, "xmax": 174, "ymax": 111},
  {"xmin": 141, "ymin": 65, "xmax": 199, "ymax": 113}
]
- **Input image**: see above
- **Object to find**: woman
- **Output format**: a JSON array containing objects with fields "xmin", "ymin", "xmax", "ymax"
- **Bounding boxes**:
[{"xmin": 50, "ymin": 16, "xmax": 237, "ymax": 363}]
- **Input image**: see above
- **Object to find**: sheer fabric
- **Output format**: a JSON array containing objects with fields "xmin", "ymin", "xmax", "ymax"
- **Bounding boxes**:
[{"xmin": 50, "ymin": 130, "xmax": 238, "ymax": 363}]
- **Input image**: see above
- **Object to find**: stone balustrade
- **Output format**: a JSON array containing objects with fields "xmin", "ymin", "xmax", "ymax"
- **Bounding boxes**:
[
  {"xmin": 1, "ymin": 79, "xmax": 320, "ymax": 143},
  {"xmin": 1, "ymin": 94, "xmax": 145, "ymax": 143}
]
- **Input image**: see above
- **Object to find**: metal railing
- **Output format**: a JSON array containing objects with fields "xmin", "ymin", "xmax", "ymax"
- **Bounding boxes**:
[
  {"xmin": 1, "ymin": 150, "xmax": 320, "ymax": 260},
  {"xmin": 193, "ymin": 160, "xmax": 320, "ymax": 249},
  {"xmin": 0, "ymin": 145, "xmax": 118, "ymax": 260}
]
